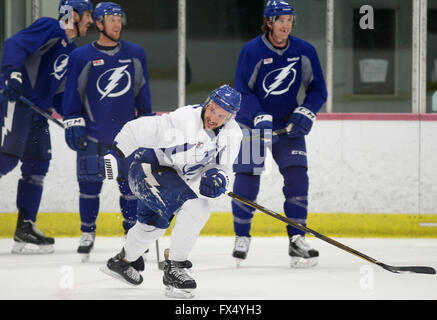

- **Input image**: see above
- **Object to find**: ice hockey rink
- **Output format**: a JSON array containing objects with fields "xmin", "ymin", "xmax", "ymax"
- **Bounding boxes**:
[{"xmin": 0, "ymin": 236, "xmax": 436, "ymax": 301}]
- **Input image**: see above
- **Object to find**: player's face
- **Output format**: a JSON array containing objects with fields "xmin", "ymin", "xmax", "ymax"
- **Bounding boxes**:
[
  {"xmin": 78, "ymin": 10, "xmax": 93, "ymax": 36},
  {"xmin": 103, "ymin": 15, "xmax": 123, "ymax": 41},
  {"xmin": 268, "ymin": 15, "xmax": 293, "ymax": 47},
  {"xmin": 203, "ymin": 102, "xmax": 232, "ymax": 131}
]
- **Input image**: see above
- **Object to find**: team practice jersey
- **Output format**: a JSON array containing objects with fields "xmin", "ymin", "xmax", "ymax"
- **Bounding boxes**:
[
  {"xmin": 0, "ymin": 17, "xmax": 76, "ymax": 112},
  {"xmin": 234, "ymin": 34, "xmax": 327, "ymax": 130},
  {"xmin": 62, "ymin": 40, "xmax": 152, "ymax": 144},
  {"xmin": 114, "ymin": 105, "xmax": 243, "ymax": 195}
]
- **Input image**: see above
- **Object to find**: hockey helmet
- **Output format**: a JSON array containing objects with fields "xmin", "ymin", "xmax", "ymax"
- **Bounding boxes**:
[
  {"xmin": 93, "ymin": 2, "xmax": 126, "ymax": 25},
  {"xmin": 59, "ymin": 0, "xmax": 93, "ymax": 18},
  {"xmin": 207, "ymin": 84, "xmax": 241, "ymax": 115},
  {"xmin": 264, "ymin": 0, "xmax": 295, "ymax": 18}
]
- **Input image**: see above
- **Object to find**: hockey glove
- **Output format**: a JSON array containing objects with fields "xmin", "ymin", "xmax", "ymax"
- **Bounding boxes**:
[
  {"xmin": 4, "ymin": 68, "xmax": 23, "ymax": 102},
  {"xmin": 199, "ymin": 168, "xmax": 228, "ymax": 198},
  {"xmin": 64, "ymin": 117, "xmax": 88, "ymax": 151},
  {"xmin": 102, "ymin": 149, "xmax": 120, "ymax": 180},
  {"xmin": 253, "ymin": 112, "xmax": 278, "ymax": 145},
  {"xmin": 286, "ymin": 106, "xmax": 316, "ymax": 139}
]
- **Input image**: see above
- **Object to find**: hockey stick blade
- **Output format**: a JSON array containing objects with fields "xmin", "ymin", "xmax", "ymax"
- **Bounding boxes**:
[
  {"xmin": 379, "ymin": 263, "xmax": 436, "ymax": 275},
  {"xmin": 227, "ymin": 192, "xmax": 436, "ymax": 275}
]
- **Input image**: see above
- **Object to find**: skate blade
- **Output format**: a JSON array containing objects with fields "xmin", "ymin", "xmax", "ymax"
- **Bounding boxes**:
[
  {"xmin": 235, "ymin": 258, "xmax": 244, "ymax": 268},
  {"xmin": 80, "ymin": 253, "xmax": 90, "ymax": 263},
  {"xmin": 290, "ymin": 256, "xmax": 318, "ymax": 268},
  {"xmin": 165, "ymin": 285, "xmax": 195, "ymax": 299},
  {"xmin": 99, "ymin": 266, "xmax": 142, "ymax": 286},
  {"xmin": 11, "ymin": 241, "xmax": 54, "ymax": 254}
]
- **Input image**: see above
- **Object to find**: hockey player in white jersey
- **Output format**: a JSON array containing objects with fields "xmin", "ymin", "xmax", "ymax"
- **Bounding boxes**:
[{"xmin": 99, "ymin": 84, "xmax": 242, "ymax": 298}]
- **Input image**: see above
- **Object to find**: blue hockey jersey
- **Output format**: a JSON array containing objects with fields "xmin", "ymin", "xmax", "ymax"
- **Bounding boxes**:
[
  {"xmin": 234, "ymin": 34, "xmax": 327, "ymax": 130},
  {"xmin": 62, "ymin": 40, "xmax": 152, "ymax": 144},
  {"xmin": 0, "ymin": 17, "xmax": 76, "ymax": 113}
]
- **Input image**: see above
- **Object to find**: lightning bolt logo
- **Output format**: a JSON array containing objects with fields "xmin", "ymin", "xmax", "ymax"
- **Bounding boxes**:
[
  {"xmin": 1, "ymin": 101, "xmax": 15, "ymax": 147},
  {"xmin": 141, "ymin": 163, "xmax": 166, "ymax": 208},
  {"xmin": 97, "ymin": 65, "xmax": 131, "ymax": 100},
  {"xmin": 51, "ymin": 54, "xmax": 69, "ymax": 80},
  {"xmin": 263, "ymin": 62, "xmax": 297, "ymax": 98}
]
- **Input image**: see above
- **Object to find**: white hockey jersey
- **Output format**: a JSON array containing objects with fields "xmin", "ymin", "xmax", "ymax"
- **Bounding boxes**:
[{"xmin": 114, "ymin": 105, "xmax": 243, "ymax": 196}]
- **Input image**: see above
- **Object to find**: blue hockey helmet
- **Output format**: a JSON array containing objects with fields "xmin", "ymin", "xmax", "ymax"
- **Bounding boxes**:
[
  {"xmin": 264, "ymin": 0, "xmax": 295, "ymax": 18},
  {"xmin": 93, "ymin": 2, "xmax": 126, "ymax": 25},
  {"xmin": 59, "ymin": 0, "xmax": 93, "ymax": 18},
  {"xmin": 207, "ymin": 84, "xmax": 241, "ymax": 115}
]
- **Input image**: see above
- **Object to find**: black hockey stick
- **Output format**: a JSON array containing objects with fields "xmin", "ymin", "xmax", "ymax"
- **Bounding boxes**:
[
  {"xmin": 19, "ymin": 96, "xmax": 89, "ymax": 149},
  {"xmin": 228, "ymin": 191, "xmax": 436, "ymax": 275},
  {"xmin": 242, "ymin": 123, "xmax": 293, "ymax": 143},
  {"xmin": 19, "ymin": 96, "xmax": 64, "ymax": 128}
]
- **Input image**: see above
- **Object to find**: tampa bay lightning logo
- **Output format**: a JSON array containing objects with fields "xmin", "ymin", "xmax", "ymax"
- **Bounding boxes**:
[
  {"xmin": 96, "ymin": 65, "xmax": 131, "ymax": 100},
  {"xmin": 51, "ymin": 54, "xmax": 69, "ymax": 80},
  {"xmin": 262, "ymin": 62, "xmax": 297, "ymax": 98}
]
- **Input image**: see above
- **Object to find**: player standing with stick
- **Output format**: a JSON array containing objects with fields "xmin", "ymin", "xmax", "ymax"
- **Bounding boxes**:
[
  {"xmin": 231, "ymin": 0, "xmax": 327, "ymax": 268},
  {"xmin": 0, "ymin": 0, "xmax": 93, "ymax": 254}
]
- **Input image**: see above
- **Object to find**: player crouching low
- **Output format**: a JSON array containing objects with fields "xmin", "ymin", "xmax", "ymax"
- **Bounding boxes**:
[{"xmin": 99, "ymin": 84, "xmax": 243, "ymax": 298}]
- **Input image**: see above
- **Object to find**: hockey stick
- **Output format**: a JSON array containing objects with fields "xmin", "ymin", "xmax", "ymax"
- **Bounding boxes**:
[
  {"xmin": 18, "ymin": 96, "xmax": 89, "ymax": 149},
  {"xmin": 19, "ymin": 96, "xmax": 64, "ymax": 129},
  {"xmin": 227, "ymin": 191, "xmax": 436, "ymax": 275},
  {"xmin": 242, "ymin": 124, "xmax": 293, "ymax": 143}
]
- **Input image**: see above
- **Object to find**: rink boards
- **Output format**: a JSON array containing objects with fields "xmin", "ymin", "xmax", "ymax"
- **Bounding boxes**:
[{"xmin": 0, "ymin": 211, "xmax": 436, "ymax": 238}]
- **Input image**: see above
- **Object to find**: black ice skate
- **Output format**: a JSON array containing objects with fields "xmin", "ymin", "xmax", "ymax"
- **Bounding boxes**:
[
  {"xmin": 100, "ymin": 248, "xmax": 144, "ymax": 286},
  {"xmin": 12, "ymin": 212, "xmax": 55, "ymax": 254},
  {"xmin": 232, "ymin": 236, "xmax": 251, "ymax": 267},
  {"xmin": 289, "ymin": 235, "xmax": 319, "ymax": 268},
  {"xmin": 77, "ymin": 232, "xmax": 95, "ymax": 262},
  {"xmin": 163, "ymin": 260, "xmax": 196, "ymax": 299}
]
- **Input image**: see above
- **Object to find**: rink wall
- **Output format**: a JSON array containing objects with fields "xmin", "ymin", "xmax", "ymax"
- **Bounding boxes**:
[{"xmin": 1, "ymin": 113, "xmax": 437, "ymax": 238}]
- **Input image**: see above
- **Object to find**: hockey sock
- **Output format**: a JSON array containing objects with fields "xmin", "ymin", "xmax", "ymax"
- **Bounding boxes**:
[
  {"xmin": 169, "ymin": 198, "xmax": 210, "ymax": 261},
  {"xmin": 79, "ymin": 182, "xmax": 102, "ymax": 233},
  {"xmin": 16, "ymin": 175, "xmax": 44, "ymax": 222},
  {"xmin": 231, "ymin": 173, "xmax": 260, "ymax": 237},
  {"xmin": 124, "ymin": 222, "xmax": 166, "ymax": 262},
  {"xmin": 118, "ymin": 178, "xmax": 137, "ymax": 233},
  {"xmin": 120, "ymin": 195, "xmax": 137, "ymax": 233},
  {"xmin": 280, "ymin": 166, "xmax": 309, "ymax": 236}
]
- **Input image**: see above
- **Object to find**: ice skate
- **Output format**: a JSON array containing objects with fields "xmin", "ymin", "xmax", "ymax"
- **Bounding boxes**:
[
  {"xmin": 163, "ymin": 260, "xmax": 196, "ymax": 299},
  {"xmin": 289, "ymin": 235, "xmax": 319, "ymax": 268},
  {"xmin": 12, "ymin": 215, "xmax": 55, "ymax": 254},
  {"xmin": 100, "ymin": 249, "xmax": 144, "ymax": 286},
  {"xmin": 77, "ymin": 232, "xmax": 95, "ymax": 262},
  {"xmin": 232, "ymin": 236, "xmax": 251, "ymax": 267}
]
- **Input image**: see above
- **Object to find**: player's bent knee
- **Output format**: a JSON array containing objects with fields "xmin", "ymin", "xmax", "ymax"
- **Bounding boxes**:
[{"xmin": 79, "ymin": 181, "xmax": 103, "ymax": 196}]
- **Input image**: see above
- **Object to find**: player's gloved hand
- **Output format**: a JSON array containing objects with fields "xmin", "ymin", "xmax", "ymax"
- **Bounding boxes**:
[
  {"xmin": 286, "ymin": 106, "xmax": 316, "ymax": 139},
  {"xmin": 253, "ymin": 112, "xmax": 278, "ymax": 145},
  {"xmin": 4, "ymin": 68, "xmax": 23, "ymax": 102},
  {"xmin": 63, "ymin": 117, "xmax": 88, "ymax": 151},
  {"xmin": 199, "ymin": 168, "xmax": 228, "ymax": 198}
]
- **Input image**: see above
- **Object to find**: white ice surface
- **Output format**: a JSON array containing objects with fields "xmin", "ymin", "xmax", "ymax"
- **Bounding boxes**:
[{"xmin": 0, "ymin": 236, "xmax": 436, "ymax": 300}]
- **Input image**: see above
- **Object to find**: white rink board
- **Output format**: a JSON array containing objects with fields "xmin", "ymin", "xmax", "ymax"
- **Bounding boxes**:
[{"xmin": 1, "ymin": 119, "xmax": 437, "ymax": 214}]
